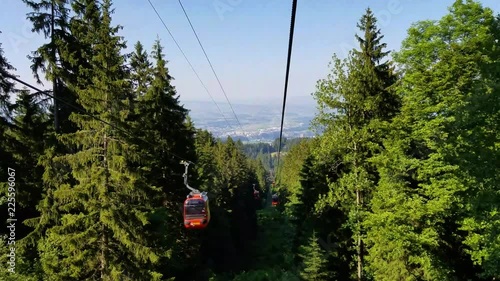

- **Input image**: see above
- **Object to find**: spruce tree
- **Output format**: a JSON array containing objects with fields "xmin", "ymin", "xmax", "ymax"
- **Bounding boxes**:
[
  {"xmin": 38, "ymin": 1, "xmax": 162, "ymax": 279},
  {"xmin": 312, "ymin": 8, "xmax": 398, "ymax": 280},
  {"xmin": 131, "ymin": 38, "xmax": 198, "ymax": 279},
  {"xmin": 0, "ymin": 31, "xmax": 15, "ymax": 108},
  {"xmin": 353, "ymin": 9, "xmax": 399, "ymax": 120},
  {"xmin": 138, "ymin": 38, "xmax": 196, "ymax": 203},
  {"xmin": 20, "ymin": 0, "xmax": 85, "ymax": 256},
  {"xmin": 22, "ymin": 0, "xmax": 75, "ymax": 133},
  {"xmin": 129, "ymin": 41, "xmax": 152, "ymax": 99},
  {"xmin": 0, "ymin": 31, "xmax": 15, "ymax": 168},
  {"xmin": 298, "ymin": 231, "xmax": 329, "ymax": 281},
  {"xmin": 2, "ymin": 89, "xmax": 51, "ymax": 278},
  {"xmin": 6, "ymin": 89, "xmax": 50, "ymax": 210}
]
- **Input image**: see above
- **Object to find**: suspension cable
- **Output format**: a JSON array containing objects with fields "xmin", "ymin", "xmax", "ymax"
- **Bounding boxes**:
[
  {"xmin": 146, "ymin": 0, "xmax": 235, "ymax": 134},
  {"xmin": 6, "ymin": 73, "xmax": 196, "ymax": 164},
  {"xmin": 177, "ymin": 0, "xmax": 250, "ymax": 142},
  {"xmin": 275, "ymin": 0, "xmax": 298, "ymax": 184}
]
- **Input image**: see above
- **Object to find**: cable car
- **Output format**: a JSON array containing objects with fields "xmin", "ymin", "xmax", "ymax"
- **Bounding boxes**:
[
  {"xmin": 180, "ymin": 160, "xmax": 211, "ymax": 229},
  {"xmin": 253, "ymin": 190, "xmax": 260, "ymax": 200},
  {"xmin": 272, "ymin": 194, "xmax": 279, "ymax": 207},
  {"xmin": 253, "ymin": 184, "xmax": 260, "ymax": 200},
  {"xmin": 183, "ymin": 192, "xmax": 210, "ymax": 229}
]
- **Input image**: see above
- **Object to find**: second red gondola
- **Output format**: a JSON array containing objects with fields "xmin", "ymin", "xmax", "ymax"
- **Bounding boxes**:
[{"xmin": 271, "ymin": 194, "xmax": 279, "ymax": 207}]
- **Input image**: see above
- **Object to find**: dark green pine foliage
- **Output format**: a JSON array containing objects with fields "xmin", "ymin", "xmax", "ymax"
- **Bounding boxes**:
[
  {"xmin": 37, "ymin": 1, "xmax": 162, "ymax": 280},
  {"xmin": 22, "ymin": 0, "xmax": 77, "ymax": 134},
  {"xmin": 0, "ymin": 41, "xmax": 40, "ymax": 281},
  {"xmin": 312, "ymin": 8, "xmax": 399, "ymax": 280},
  {"xmin": 132, "ymin": 38, "xmax": 198, "ymax": 279},
  {"xmin": 297, "ymin": 153, "xmax": 351, "ymax": 281},
  {"xmin": 298, "ymin": 231, "xmax": 329, "ymax": 281},
  {"xmin": 126, "ymin": 41, "xmax": 151, "ymax": 163},
  {"xmin": 5, "ymin": 89, "xmax": 50, "ymax": 222},
  {"xmin": 129, "ymin": 41, "xmax": 152, "ymax": 99},
  {"xmin": 0, "ymin": 89, "xmax": 50, "ymax": 279},
  {"xmin": 66, "ymin": 0, "xmax": 103, "ymax": 98},
  {"xmin": 199, "ymin": 137, "xmax": 255, "ymax": 273},
  {"xmin": 353, "ymin": 9, "xmax": 400, "ymax": 121},
  {"xmin": 250, "ymin": 208, "xmax": 296, "ymax": 272},
  {"xmin": 0, "ymin": 32, "xmax": 16, "ymax": 175},
  {"xmin": 140, "ymin": 38, "xmax": 196, "ymax": 206},
  {"xmin": 0, "ymin": 31, "xmax": 15, "ymax": 109},
  {"xmin": 0, "ymin": 31, "xmax": 16, "ymax": 174},
  {"xmin": 20, "ymin": 0, "xmax": 86, "ymax": 258},
  {"xmin": 127, "ymin": 40, "xmax": 151, "ymax": 126}
]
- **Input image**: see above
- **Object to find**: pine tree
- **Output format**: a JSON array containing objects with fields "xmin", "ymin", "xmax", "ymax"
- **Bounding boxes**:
[
  {"xmin": 312, "ymin": 8, "xmax": 399, "ymax": 280},
  {"xmin": 1, "ymin": 89, "xmax": 50, "ymax": 278},
  {"xmin": 0, "ymin": 31, "xmax": 15, "ymax": 170},
  {"xmin": 130, "ymin": 37, "xmax": 198, "ymax": 278},
  {"xmin": 7, "ymin": 89, "xmax": 50, "ymax": 209},
  {"xmin": 139, "ymin": 37, "xmax": 196, "ymax": 205},
  {"xmin": 298, "ymin": 231, "xmax": 329, "ymax": 281},
  {"xmin": 129, "ymin": 41, "xmax": 152, "ymax": 99},
  {"xmin": 22, "ymin": 0, "xmax": 75, "ymax": 133},
  {"xmin": 0, "ymin": 31, "xmax": 15, "ymax": 108},
  {"xmin": 38, "ymin": 1, "xmax": 162, "ymax": 279},
  {"xmin": 20, "ymin": 0, "xmax": 86, "ymax": 257}
]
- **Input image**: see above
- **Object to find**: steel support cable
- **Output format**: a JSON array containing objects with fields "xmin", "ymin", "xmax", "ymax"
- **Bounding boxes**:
[
  {"xmin": 6, "ymin": 73, "xmax": 196, "ymax": 164},
  {"xmin": 146, "ymin": 0, "xmax": 234, "ymax": 132},
  {"xmin": 177, "ymin": 0, "xmax": 249, "ymax": 141},
  {"xmin": 275, "ymin": 0, "xmax": 297, "ymax": 187}
]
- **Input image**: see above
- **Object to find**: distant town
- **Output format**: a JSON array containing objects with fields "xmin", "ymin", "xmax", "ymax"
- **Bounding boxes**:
[{"xmin": 182, "ymin": 97, "xmax": 318, "ymax": 142}]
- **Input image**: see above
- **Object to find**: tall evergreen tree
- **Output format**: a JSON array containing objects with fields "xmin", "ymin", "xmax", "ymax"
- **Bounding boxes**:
[
  {"xmin": 131, "ymin": 38, "xmax": 199, "ymax": 279},
  {"xmin": 129, "ymin": 41, "xmax": 152, "ymax": 99},
  {"xmin": 0, "ymin": 31, "xmax": 15, "ymax": 109},
  {"xmin": 0, "ymin": 31, "xmax": 15, "ymax": 171},
  {"xmin": 140, "ymin": 38, "xmax": 196, "ymax": 205},
  {"xmin": 312, "ymin": 8, "xmax": 399, "ymax": 280},
  {"xmin": 22, "ymin": 0, "xmax": 75, "ymax": 133},
  {"xmin": 37, "ymin": 1, "xmax": 162, "ymax": 279},
  {"xmin": 5, "ymin": 89, "xmax": 50, "ymax": 228},
  {"xmin": 1, "ymin": 89, "xmax": 50, "ymax": 278},
  {"xmin": 20, "ymin": 0, "xmax": 87, "ymax": 256}
]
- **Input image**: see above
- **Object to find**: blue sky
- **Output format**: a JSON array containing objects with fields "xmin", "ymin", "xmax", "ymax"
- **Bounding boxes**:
[{"xmin": 1, "ymin": 0, "xmax": 499, "ymax": 109}]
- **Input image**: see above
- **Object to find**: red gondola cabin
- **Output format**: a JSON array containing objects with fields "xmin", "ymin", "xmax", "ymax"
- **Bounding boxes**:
[
  {"xmin": 271, "ymin": 194, "xmax": 279, "ymax": 207},
  {"xmin": 183, "ymin": 192, "xmax": 210, "ymax": 229}
]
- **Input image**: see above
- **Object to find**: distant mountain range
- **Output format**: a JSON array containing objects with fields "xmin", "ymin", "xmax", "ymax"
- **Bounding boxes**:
[{"xmin": 182, "ymin": 96, "xmax": 319, "ymax": 142}]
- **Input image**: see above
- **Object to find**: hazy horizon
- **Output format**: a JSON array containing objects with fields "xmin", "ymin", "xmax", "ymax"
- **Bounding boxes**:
[{"xmin": 3, "ymin": 0, "xmax": 499, "ymax": 110}]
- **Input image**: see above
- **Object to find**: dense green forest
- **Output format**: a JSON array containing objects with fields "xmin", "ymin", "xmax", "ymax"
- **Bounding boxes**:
[
  {"xmin": 0, "ymin": 0, "xmax": 499, "ymax": 280},
  {"xmin": 241, "ymin": 137, "xmax": 307, "ymax": 171}
]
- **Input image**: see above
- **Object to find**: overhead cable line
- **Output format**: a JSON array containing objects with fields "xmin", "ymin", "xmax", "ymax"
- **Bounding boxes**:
[
  {"xmin": 6, "ymin": 73, "xmax": 196, "ymax": 164},
  {"xmin": 146, "ymin": 0, "xmax": 235, "ymax": 133},
  {"xmin": 177, "ymin": 0, "xmax": 249, "ymax": 141},
  {"xmin": 275, "ymin": 0, "xmax": 297, "ymax": 182}
]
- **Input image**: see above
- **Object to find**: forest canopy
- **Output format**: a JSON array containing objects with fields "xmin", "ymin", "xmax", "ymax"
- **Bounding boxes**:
[{"xmin": 0, "ymin": 0, "xmax": 499, "ymax": 280}]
